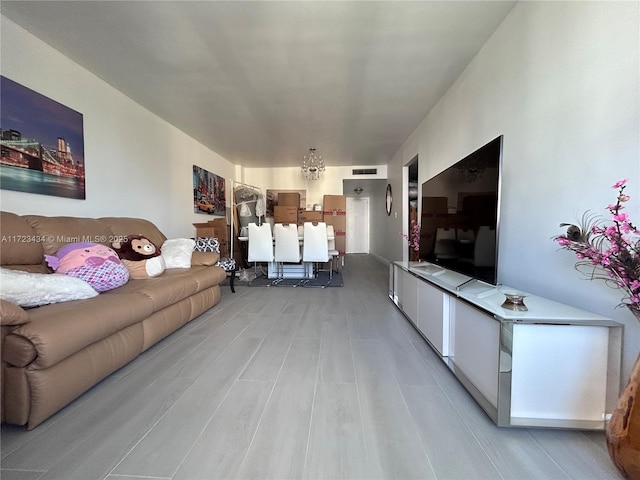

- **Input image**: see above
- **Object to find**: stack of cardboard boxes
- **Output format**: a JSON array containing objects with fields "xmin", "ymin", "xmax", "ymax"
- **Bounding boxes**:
[
  {"xmin": 298, "ymin": 210, "xmax": 323, "ymax": 225},
  {"xmin": 270, "ymin": 192, "xmax": 347, "ymax": 269},
  {"xmin": 193, "ymin": 218, "xmax": 243, "ymax": 265},
  {"xmin": 273, "ymin": 192, "xmax": 300, "ymax": 224},
  {"xmin": 323, "ymin": 195, "xmax": 346, "ymax": 266}
]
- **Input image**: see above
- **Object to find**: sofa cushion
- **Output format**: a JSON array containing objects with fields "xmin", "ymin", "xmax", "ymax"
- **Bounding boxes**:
[
  {"xmin": 104, "ymin": 265, "xmax": 224, "ymax": 311},
  {"xmin": 23, "ymin": 215, "xmax": 114, "ymax": 256},
  {"xmin": 0, "ymin": 212, "xmax": 45, "ymax": 266},
  {"xmin": 0, "ymin": 299, "xmax": 29, "ymax": 326},
  {"xmin": 191, "ymin": 251, "xmax": 220, "ymax": 266},
  {"xmin": 6, "ymin": 293, "xmax": 154, "ymax": 370}
]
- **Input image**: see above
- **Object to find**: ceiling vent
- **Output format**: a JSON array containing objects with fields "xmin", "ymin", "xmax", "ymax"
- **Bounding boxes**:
[{"xmin": 352, "ymin": 168, "xmax": 377, "ymax": 175}]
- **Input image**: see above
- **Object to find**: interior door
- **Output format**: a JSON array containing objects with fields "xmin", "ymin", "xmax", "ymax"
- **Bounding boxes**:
[{"xmin": 346, "ymin": 197, "xmax": 369, "ymax": 253}]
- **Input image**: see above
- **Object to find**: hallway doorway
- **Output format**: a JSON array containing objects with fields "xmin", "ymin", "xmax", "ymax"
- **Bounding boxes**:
[{"xmin": 346, "ymin": 196, "xmax": 369, "ymax": 253}]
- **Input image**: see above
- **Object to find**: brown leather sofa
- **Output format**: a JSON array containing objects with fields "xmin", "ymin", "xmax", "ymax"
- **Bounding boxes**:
[{"xmin": 0, "ymin": 211, "xmax": 226, "ymax": 429}]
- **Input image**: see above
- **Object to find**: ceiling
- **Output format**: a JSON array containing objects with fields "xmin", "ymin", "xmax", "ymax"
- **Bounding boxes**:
[{"xmin": 1, "ymin": 1, "xmax": 515, "ymax": 169}]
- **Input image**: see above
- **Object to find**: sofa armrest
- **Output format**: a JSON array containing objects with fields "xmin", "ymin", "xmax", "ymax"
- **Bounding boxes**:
[
  {"xmin": 191, "ymin": 251, "xmax": 220, "ymax": 266},
  {"xmin": 0, "ymin": 300, "xmax": 29, "ymax": 327}
]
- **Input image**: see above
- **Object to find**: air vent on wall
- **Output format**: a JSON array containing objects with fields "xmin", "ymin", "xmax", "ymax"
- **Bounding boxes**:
[{"xmin": 352, "ymin": 168, "xmax": 377, "ymax": 175}]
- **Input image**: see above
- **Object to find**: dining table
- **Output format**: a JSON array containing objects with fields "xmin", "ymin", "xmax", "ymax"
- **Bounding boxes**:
[{"xmin": 238, "ymin": 227, "xmax": 335, "ymax": 279}]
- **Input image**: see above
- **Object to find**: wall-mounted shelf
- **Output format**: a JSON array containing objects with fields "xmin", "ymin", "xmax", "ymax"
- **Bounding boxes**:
[{"xmin": 390, "ymin": 261, "xmax": 623, "ymax": 430}]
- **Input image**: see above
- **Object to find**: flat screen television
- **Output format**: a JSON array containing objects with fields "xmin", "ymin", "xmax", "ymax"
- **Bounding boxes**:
[{"xmin": 419, "ymin": 135, "xmax": 502, "ymax": 285}]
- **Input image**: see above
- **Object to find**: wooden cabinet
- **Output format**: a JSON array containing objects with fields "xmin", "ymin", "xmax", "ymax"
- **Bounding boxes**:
[{"xmin": 390, "ymin": 261, "xmax": 623, "ymax": 430}]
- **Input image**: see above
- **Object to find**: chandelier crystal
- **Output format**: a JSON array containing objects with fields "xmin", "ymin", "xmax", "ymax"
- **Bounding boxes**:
[{"xmin": 301, "ymin": 148, "xmax": 325, "ymax": 181}]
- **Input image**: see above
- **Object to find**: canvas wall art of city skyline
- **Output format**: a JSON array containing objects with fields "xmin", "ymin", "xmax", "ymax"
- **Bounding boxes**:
[{"xmin": 0, "ymin": 76, "xmax": 86, "ymax": 199}]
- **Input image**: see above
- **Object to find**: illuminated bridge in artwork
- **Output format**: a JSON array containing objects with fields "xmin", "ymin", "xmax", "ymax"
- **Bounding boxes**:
[{"xmin": 0, "ymin": 138, "xmax": 84, "ymax": 178}]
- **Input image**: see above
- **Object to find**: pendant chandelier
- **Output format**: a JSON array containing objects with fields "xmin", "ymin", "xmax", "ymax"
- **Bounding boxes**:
[{"xmin": 301, "ymin": 148, "xmax": 325, "ymax": 181}]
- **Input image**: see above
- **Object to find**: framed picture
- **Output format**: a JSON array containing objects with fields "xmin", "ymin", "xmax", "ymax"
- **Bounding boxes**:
[
  {"xmin": 193, "ymin": 165, "xmax": 225, "ymax": 215},
  {"xmin": 0, "ymin": 76, "xmax": 86, "ymax": 199}
]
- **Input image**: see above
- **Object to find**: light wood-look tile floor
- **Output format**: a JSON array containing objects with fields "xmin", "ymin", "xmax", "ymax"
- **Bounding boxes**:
[{"xmin": 1, "ymin": 254, "xmax": 623, "ymax": 480}]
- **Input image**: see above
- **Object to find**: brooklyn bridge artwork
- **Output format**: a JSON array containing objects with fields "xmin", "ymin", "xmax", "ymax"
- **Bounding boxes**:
[{"xmin": 1, "ymin": 76, "xmax": 85, "ymax": 199}]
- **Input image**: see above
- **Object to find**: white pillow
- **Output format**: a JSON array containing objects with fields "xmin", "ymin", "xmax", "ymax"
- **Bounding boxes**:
[
  {"xmin": 0, "ymin": 268, "xmax": 98, "ymax": 308},
  {"xmin": 161, "ymin": 238, "xmax": 195, "ymax": 269}
]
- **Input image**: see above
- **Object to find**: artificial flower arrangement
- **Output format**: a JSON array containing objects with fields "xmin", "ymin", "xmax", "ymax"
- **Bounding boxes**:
[
  {"xmin": 401, "ymin": 220, "xmax": 421, "ymax": 253},
  {"xmin": 554, "ymin": 179, "xmax": 639, "ymax": 314}
]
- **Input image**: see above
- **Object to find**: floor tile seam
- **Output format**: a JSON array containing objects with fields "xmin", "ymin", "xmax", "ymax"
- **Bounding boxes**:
[
  {"xmin": 234, "ymin": 333, "xmax": 298, "ymax": 477},
  {"xmin": 396, "ymin": 309, "xmax": 454, "ymax": 390},
  {"xmin": 3, "ymin": 371, "xmax": 164, "ymax": 472},
  {"xmin": 113, "ymin": 330, "xmax": 265, "ymax": 479},
  {"xmin": 314, "ymin": 379, "xmax": 357, "ymax": 385},
  {"xmin": 526, "ymin": 430, "xmax": 574, "ymax": 480},
  {"xmin": 363, "ymin": 311, "xmax": 441, "ymax": 478},
  {"xmin": 104, "ymin": 373, "xmax": 207, "ymax": 480},
  {"xmin": 348, "ymin": 320, "xmax": 374, "ymax": 475},
  {"xmin": 427, "ymin": 370, "xmax": 514, "ymax": 480},
  {"xmin": 395, "ymin": 310, "xmax": 504, "ymax": 472},
  {"xmin": 0, "ymin": 467, "xmax": 47, "ymax": 473},
  {"xmin": 393, "ymin": 376, "xmax": 439, "ymax": 480},
  {"xmin": 107, "ymin": 474, "xmax": 170, "ymax": 480},
  {"xmin": 174, "ymin": 324, "xmax": 261, "ymax": 381},
  {"xmin": 142, "ymin": 336, "xmax": 211, "ymax": 382},
  {"xmin": 301, "ymin": 356, "xmax": 321, "ymax": 477},
  {"xmin": 164, "ymin": 341, "xmax": 270, "ymax": 480}
]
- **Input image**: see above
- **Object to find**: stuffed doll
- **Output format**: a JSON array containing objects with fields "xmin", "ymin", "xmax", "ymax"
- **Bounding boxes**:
[
  {"xmin": 45, "ymin": 242, "xmax": 129, "ymax": 292},
  {"xmin": 112, "ymin": 234, "xmax": 166, "ymax": 279}
]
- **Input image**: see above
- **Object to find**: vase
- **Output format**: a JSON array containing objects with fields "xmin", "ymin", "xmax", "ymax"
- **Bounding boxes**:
[{"xmin": 606, "ymin": 309, "xmax": 640, "ymax": 479}]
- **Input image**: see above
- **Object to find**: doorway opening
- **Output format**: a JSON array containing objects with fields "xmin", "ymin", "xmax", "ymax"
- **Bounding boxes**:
[{"xmin": 406, "ymin": 156, "xmax": 419, "ymax": 262}]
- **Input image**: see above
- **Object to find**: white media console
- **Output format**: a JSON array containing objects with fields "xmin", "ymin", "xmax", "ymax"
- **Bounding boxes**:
[{"xmin": 389, "ymin": 261, "xmax": 623, "ymax": 430}]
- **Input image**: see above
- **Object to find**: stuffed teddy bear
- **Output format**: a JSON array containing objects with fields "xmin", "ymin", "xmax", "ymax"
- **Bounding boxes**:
[
  {"xmin": 112, "ymin": 235, "xmax": 166, "ymax": 279},
  {"xmin": 45, "ymin": 242, "xmax": 129, "ymax": 292}
]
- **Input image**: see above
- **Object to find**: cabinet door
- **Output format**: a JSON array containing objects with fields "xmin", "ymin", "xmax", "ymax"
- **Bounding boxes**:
[
  {"xmin": 510, "ymin": 323, "xmax": 610, "ymax": 423},
  {"xmin": 450, "ymin": 299, "xmax": 500, "ymax": 407},
  {"xmin": 397, "ymin": 269, "xmax": 418, "ymax": 324},
  {"xmin": 417, "ymin": 281, "xmax": 449, "ymax": 356}
]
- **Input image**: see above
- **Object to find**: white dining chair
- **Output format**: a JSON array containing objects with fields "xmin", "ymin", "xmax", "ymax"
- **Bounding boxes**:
[
  {"xmin": 302, "ymin": 221, "xmax": 332, "ymax": 279},
  {"xmin": 326, "ymin": 224, "xmax": 339, "ymax": 273},
  {"xmin": 433, "ymin": 227, "xmax": 457, "ymax": 261},
  {"xmin": 247, "ymin": 222, "xmax": 273, "ymax": 275},
  {"xmin": 274, "ymin": 223, "xmax": 301, "ymax": 282},
  {"xmin": 473, "ymin": 226, "xmax": 496, "ymax": 267}
]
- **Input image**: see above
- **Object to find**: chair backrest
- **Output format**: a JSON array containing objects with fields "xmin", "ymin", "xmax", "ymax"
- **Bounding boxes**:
[
  {"xmin": 474, "ymin": 226, "xmax": 496, "ymax": 267},
  {"xmin": 326, "ymin": 224, "xmax": 336, "ymax": 251},
  {"xmin": 456, "ymin": 228, "xmax": 475, "ymax": 243},
  {"xmin": 434, "ymin": 228, "xmax": 457, "ymax": 257},
  {"xmin": 303, "ymin": 222, "xmax": 330, "ymax": 262},
  {"xmin": 247, "ymin": 222, "xmax": 273, "ymax": 262},
  {"xmin": 274, "ymin": 223, "xmax": 301, "ymax": 263}
]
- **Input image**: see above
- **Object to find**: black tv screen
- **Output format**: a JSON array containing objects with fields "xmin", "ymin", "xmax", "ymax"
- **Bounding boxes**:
[{"xmin": 419, "ymin": 135, "xmax": 502, "ymax": 285}]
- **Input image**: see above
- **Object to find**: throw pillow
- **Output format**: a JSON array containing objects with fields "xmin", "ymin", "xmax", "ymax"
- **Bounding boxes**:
[
  {"xmin": 161, "ymin": 238, "xmax": 195, "ymax": 269},
  {"xmin": 0, "ymin": 268, "xmax": 98, "ymax": 308},
  {"xmin": 45, "ymin": 242, "xmax": 129, "ymax": 292},
  {"xmin": 194, "ymin": 237, "xmax": 220, "ymax": 253}
]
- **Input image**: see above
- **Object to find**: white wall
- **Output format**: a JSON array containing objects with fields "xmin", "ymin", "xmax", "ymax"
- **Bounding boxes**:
[
  {"xmin": 0, "ymin": 16, "xmax": 236, "ymax": 239},
  {"xmin": 387, "ymin": 1, "xmax": 640, "ymax": 379}
]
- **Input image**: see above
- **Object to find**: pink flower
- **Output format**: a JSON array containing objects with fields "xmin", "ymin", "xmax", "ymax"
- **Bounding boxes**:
[{"xmin": 554, "ymin": 179, "xmax": 639, "ymax": 313}]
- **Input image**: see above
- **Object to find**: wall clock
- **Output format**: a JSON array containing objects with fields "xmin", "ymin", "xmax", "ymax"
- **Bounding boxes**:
[{"xmin": 385, "ymin": 184, "xmax": 392, "ymax": 216}]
